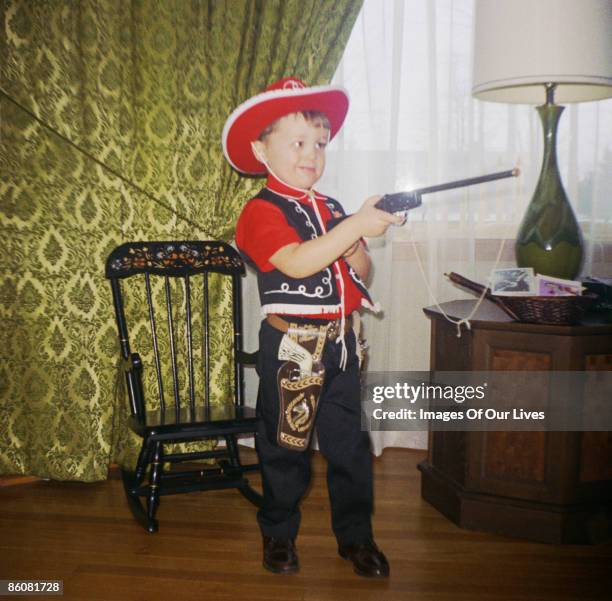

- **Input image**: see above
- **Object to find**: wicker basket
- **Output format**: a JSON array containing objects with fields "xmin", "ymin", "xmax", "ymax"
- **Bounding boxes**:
[{"xmin": 446, "ymin": 272, "xmax": 597, "ymax": 325}]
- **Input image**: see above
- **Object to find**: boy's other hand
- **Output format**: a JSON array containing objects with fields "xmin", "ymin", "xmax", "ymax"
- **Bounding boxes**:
[{"xmin": 354, "ymin": 195, "xmax": 404, "ymax": 237}]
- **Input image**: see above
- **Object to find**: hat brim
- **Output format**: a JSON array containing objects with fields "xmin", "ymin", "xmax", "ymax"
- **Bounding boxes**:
[{"xmin": 222, "ymin": 85, "xmax": 349, "ymax": 175}]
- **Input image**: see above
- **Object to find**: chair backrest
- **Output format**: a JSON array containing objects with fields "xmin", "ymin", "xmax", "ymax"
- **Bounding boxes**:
[{"xmin": 105, "ymin": 241, "xmax": 246, "ymax": 424}]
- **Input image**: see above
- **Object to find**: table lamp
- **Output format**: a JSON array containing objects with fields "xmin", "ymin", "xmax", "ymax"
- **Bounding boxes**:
[{"xmin": 472, "ymin": 0, "xmax": 612, "ymax": 279}]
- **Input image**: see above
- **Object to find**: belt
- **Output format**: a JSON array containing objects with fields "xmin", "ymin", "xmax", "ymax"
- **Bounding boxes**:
[{"xmin": 266, "ymin": 313, "xmax": 352, "ymax": 341}]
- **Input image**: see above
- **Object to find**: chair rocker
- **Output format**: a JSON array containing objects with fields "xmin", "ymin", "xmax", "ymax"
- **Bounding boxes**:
[{"xmin": 106, "ymin": 240, "xmax": 262, "ymax": 533}]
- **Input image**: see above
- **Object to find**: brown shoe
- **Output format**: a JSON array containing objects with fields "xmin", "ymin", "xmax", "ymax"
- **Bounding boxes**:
[
  {"xmin": 338, "ymin": 540, "xmax": 390, "ymax": 578},
  {"xmin": 263, "ymin": 536, "xmax": 299, "ymax": 574}
]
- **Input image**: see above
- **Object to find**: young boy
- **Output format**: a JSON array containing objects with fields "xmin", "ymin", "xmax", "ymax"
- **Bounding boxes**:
[{"xmin": 222, "ymin": 77, "xmax": 401, "ymax": 578}]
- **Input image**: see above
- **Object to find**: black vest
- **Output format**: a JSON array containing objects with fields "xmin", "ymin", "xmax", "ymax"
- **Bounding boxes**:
[{"xmin": 240, "ymin": 188, "xmax": 376, "ymax": 315}]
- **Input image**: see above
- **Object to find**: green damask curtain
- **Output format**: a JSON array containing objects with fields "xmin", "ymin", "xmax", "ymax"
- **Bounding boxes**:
[{"xmin": 0, "ymin": 0, "xmax": 362, "ymax": 481}]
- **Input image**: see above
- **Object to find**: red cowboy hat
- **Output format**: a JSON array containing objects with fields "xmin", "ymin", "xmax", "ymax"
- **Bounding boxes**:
[{"xmin": 222, "ymin": 77, "xmax": 349, "ymax": 175}]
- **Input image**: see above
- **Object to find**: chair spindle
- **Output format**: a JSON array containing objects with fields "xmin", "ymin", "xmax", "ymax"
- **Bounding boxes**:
[
  {"xmin": 184, "ymin": 275, "xmax": 196, "ymax": 416},
  {"xmin": 145, "ymin": 273, "xmax": 166, "ymax": 414},
  {"xmin": 164, "ymin": 275, "xmax": 181, "ymax": 419},
  {"xmin": 203, "ymin": 272, "xmax": 210, "ymax": 412}
]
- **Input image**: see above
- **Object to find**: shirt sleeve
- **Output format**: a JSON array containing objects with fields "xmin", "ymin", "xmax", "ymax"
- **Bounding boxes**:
[{"xmin": 235, "ymin": 199, "xmax": 302, "ymax": 272}]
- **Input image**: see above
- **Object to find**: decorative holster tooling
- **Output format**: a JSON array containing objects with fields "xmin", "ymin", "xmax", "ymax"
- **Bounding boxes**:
[{"xmin": 276, "ymin": 325, "xmax": 327, "ymax": 451}]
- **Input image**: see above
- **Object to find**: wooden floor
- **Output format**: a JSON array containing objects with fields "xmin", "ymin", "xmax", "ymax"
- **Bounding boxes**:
[{"xmin": 1, "ymin": 448, "xmax": 611, "ymax": 601}]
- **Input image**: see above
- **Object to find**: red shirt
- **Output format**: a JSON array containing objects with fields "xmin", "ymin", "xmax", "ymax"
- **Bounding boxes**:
[{"xmin": 235, "ymin": 175, "xmax": 366, "ymax": 318}]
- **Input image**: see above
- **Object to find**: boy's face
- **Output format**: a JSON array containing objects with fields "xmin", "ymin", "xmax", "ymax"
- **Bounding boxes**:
[{"xmin": 252, "ymin": 113, "xmax": 329, "ymax": 190}]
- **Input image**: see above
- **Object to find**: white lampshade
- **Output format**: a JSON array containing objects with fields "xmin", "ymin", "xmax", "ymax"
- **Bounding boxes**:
[{"xmin": 472, "ymin": 0, "xmax": 612, "ymax": 104}]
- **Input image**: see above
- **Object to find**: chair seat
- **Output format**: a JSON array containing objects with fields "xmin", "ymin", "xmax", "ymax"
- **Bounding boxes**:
[{"xmin": 129, "ymin": 404, "xmax": 258, "ymax": 438}]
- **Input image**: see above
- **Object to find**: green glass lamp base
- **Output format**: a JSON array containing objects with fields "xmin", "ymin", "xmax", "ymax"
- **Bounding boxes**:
[
  {"xmin": 515, "ymin": 101, "xmax": 583, "ymax": 280},
  {"xmin": 515, "ymin": 240, "xmax": 582, "ymax": 280}
]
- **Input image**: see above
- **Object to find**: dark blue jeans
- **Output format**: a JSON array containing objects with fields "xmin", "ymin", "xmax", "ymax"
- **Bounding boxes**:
[{"xmin": 255, "ymin": 318, "xmax": 373, "ymax": 545}]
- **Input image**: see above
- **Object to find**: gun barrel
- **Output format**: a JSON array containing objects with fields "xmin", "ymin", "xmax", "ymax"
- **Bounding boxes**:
[
  {"xmin": 329, "ymin": 167, "xmax": 521, "ymax": 229},
  {"xmin": 414, "ymin": 167, "xmax": 519, "ymax": 196}
]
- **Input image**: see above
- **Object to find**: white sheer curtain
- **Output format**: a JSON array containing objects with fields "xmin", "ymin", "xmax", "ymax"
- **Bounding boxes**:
[{"xmin": 317, "ymin": 0, "xmax": 612, "ymax": 453}]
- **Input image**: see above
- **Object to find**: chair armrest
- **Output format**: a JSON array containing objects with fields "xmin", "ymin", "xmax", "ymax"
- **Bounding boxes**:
[
  {"xmin": 237, "ymin": 350, "xmax": 258, "ymax": 366},
  {"xmin": 122, "ymin": 352, "xmax": 143, "ymax": 372}
]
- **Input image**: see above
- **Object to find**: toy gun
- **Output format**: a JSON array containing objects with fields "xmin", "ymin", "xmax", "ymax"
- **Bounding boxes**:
[{"xmin": 328, "ymin": 167, "xmax": 520, "ymax": 229}]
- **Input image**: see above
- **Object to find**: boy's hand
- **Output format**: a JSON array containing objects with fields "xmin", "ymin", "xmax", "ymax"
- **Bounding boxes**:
[{"xmin": 353, "ymin": 195, "xmax": 404, "ymax": 237}]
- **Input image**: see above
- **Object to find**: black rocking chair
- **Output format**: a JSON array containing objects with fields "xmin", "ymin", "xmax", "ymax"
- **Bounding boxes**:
[{"xmin": 106, "ymin": 240, "xmax": 262, "ymax": 533}]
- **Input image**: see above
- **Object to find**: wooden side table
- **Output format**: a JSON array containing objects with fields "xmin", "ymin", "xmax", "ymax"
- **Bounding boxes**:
[{"xmin": 419, "ymin": 300, "xmax": 612, "ymax": 544}]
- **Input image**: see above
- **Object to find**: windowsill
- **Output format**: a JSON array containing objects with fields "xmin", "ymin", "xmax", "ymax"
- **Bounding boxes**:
[
  {"xmin": 392, "ymin": 220, "xmax": 612, "ymax": 242},
  {"xmin": 390, "ymin": 234, "xmax": 612, "ymax": 270}
]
